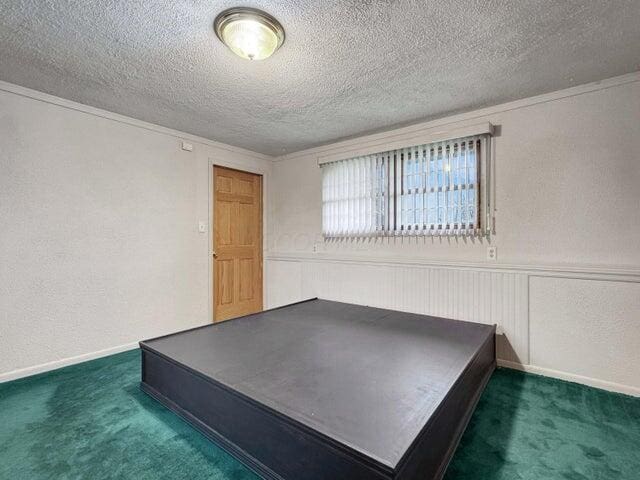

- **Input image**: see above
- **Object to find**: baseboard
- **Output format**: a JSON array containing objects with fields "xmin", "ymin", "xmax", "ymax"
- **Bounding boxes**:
[
  {"xmin": 497, "ymin": 359, "xmax": 640, "ymax": 397},
  {"xmin": 0, "ymin": 342, "xmax": 139, "ymax": 383},
  {"xmin": 3, "ymin": 342, "xmax": 638, "ymax": 399}
]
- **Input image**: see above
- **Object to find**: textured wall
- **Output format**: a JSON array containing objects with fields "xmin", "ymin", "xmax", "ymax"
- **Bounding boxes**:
[
  {"xmin": 2, "ymin": 74, "xmax": 639, "ymax": 394},
  {"xmin": 266, "ymin": 76, "xmax": 640, "ymax": 394},
  {"xmin": 0, "ymin": 85, "xmax": 271, "ymax": 377},
  {"xmin": 270, "ymin": 78, "xmax": 640, "ymax": 266},
  {"xmin": 530, "ymin": 277, "xmax": 640, "ymax": 390}
]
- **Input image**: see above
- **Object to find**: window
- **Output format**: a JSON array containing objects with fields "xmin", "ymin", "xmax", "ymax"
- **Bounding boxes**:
[{"xmin": 321, "ymin": 133, "xmax": 491, "ymax": 237}]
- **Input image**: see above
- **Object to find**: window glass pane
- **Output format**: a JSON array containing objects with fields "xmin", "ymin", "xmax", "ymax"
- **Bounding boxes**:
[{"xmin": 321, "ymin": 135, "xmax": 483, "ymax": 236}]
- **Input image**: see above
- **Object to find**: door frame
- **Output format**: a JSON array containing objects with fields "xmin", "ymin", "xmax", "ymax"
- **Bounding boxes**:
[{"xmin": 208, "ymin": 157, "xmax": 269, "ymax": 323}]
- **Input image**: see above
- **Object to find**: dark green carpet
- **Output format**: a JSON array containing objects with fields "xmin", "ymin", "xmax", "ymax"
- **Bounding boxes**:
[{"xmin": 1, "ymin": 350, "xmax": 638, "ymax": 479}]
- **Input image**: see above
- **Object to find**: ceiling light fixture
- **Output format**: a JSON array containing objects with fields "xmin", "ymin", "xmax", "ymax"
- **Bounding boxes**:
[{"xmin": 214, "ymin": 7, "xmax": 285, "ymax": 61}]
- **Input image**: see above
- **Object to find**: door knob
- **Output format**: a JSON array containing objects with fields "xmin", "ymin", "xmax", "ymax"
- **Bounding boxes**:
[{"xmin": 212, "ymin": 251, "xmax": 218, "ymax": 259}]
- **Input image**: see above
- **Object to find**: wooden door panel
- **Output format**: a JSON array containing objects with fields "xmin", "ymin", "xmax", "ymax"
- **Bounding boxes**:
[
  {"xmin": 215, "ymin": 200, "xmax": 234, "ymax": 246},
  {"xmin": 217, "ymin": 259, "xmax": 234, "ymax": 305},
  {"xmin": 215, "ymin": 174, "xmax": 233, "ymax": 193},
  {"xmin": 236, "ymin": 178, "xmax": 254, "ymax": 196},
  {"xmin": 238, "ymin": 258, "xmax": 254, "ymax": 301},
  {"xmin": 213, "ymin": 166, "xmax": 262, "ymax": 322},
  {"xmin": 237, "ymin": 203, "xmax": 255, "ymax": 246}
]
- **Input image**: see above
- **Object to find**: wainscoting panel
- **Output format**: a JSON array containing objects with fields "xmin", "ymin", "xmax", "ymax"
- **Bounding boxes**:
[
  {"xmin": 266, "ymin": 254, "xmax": 640, "ymax": 395},
  {"xmin": 266, "ymin": 257, "xmax": 529, "ymax": 364}
]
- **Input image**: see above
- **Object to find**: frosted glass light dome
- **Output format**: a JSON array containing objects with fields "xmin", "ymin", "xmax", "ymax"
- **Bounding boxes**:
[{"xmin": 214, "ymin": 8, "xmax": 285, "ymax": 61}]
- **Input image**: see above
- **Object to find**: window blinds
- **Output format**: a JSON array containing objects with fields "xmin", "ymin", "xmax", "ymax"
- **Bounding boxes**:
[
  {"xmin": 321, "ymin": 135, "xmax": 491, "ymax": 237},
  {"xmin": 321, "ymin": 155, "xmax": 388, "ymax": 236}
]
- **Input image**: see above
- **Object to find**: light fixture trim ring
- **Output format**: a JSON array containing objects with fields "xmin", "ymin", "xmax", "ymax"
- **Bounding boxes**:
[{"xmin": 214, "ymin": 7, "xmax": 285, "ymax": 58}]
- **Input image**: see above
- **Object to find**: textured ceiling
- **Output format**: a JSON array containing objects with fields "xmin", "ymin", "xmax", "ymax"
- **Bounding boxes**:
[{"xmin": 1, "ymin": 1, "xmax": 639, "ymax": 156}]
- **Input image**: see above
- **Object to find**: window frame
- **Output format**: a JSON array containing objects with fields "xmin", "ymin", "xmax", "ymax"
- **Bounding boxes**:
[{"xmin": 320, "ymin": 130, "xmax": 493, "ymax": 238}]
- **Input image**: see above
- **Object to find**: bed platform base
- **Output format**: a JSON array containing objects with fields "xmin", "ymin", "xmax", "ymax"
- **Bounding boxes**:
[{"xmin": 140, "ymin": 300, "xmax": 495, "ymax": 480}]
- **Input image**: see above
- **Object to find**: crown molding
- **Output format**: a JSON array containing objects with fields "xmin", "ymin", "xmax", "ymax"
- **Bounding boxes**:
[
  {"xmin": 275, "ymin": 71, "xmax": 640, "ymax": 162},
  {"xmin": 0, "ymin": 80, "xmax": 273, "ymax": 162},
  {"xmin": 2, "ymin": 71, "xmax": 638, "ymax": 165}
]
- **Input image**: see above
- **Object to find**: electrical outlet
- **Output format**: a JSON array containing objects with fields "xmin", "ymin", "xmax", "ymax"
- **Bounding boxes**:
[{"xmin": 487, "ymin": 246, "xmax": 497, "ymax": 261}]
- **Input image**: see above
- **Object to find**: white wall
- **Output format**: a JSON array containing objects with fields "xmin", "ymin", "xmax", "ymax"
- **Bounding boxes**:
[
  {"xmin": 2, "ymin": 74, "xmax": 639, "ymax": 396},
  {"xmin": 0, "ymin": 82, "xmax": 273, "ymax": 380},
  {"xmin": 266, "ymin": 73, "xmax": 640, "ymax": 395}
]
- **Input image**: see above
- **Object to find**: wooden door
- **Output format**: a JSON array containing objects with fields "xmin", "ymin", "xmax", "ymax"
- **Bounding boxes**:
[{"xmin": 213, "ymin": 166, "xmax": 263, "ymax": 322}]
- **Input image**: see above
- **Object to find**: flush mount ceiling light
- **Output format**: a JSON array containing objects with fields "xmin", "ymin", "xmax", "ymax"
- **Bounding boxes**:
[{"xmin": 214, "ymin": 7, "xmax": 285, "ymax": 61}]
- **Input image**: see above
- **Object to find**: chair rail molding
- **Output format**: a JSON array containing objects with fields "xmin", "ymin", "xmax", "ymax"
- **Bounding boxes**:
[{"xmin": 265, "ymin": 253, "xmax": 640, "ymax": 283}]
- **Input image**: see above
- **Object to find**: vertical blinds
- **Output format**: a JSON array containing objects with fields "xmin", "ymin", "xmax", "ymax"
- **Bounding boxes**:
[{"xmin": 321, "ymin": 135, "xmax": 490, "ymax": 237}]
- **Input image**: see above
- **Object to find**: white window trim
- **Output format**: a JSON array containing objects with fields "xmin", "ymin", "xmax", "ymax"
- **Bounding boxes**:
[{"xmin": 320, "ymin": 123, "xmax": 494, "ymax": 238}]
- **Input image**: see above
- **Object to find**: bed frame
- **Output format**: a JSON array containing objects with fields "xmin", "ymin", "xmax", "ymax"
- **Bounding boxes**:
[{"xmin": 140, "ymin": 299, "xmax": 495, "ymax": 480}]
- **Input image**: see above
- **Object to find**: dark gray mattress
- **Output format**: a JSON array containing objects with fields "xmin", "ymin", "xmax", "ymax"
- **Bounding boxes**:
[{"xmin": 140, "ymin": 299, "xmax": 495, "ymax": 479}]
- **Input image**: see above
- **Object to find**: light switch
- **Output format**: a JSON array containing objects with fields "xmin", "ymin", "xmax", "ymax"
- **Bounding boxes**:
[
  {"xmin": 487, "ymin": 246, "xmax": 497, "ymax": 261},
  {"xmin": 198, "ymin": 221, "xmax": 207, "ymax": 233}
]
